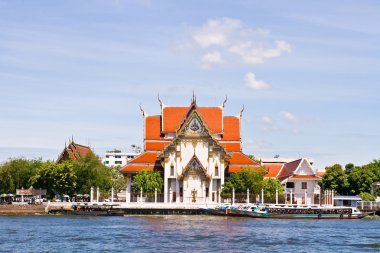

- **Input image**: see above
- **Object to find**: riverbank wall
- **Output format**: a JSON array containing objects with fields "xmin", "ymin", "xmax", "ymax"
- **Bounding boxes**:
[{"xmin": 0, "ymin": 204, "xmax": 46, "ymax": 215}]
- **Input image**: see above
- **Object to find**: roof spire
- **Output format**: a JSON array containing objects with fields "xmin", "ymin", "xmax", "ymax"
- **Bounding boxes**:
[
  {"xmin": 240, "ymin": 104, "xmax": 245, "ymax": 118},
  {"xmin": 191, "ymin": 91, "xmax": 196, "ymax": 105},
  {"xmin": 139, "ymin": 103, "xmax": 146, "ymax": 117},
  {"xmin": 221, "ymin": 95, "xmax": 228, "ymax": 108},
  {"xmin": 158, "ymin": 93, "xmax": 163, "ymax": 108}
]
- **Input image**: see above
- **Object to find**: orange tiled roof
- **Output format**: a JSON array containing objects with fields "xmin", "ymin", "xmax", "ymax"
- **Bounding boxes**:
[
  {"xmin": 162, "ymin": 106, "xmax": 223, "ymax": 133},
  {"xmin": 220, "ymin": 142, "xmax": 241, "ymax": 152},
  {"xmin": 198, "ymin": 107, "xmax": 223, "ymax": 133},
  {"xmin": 227, "ymin": 165, "xmax": 264, "ymax": 173},
  {"xmin": 144, "ymin": 141, "xmax": 169, "ymax": 151},
  {"xmin": 227, "ymin": 152, "xmax": 259, "ymax": 165},
  {"xmin": 129, "ymin": 151, "xmax": 159, "ymax": 164},
  {"xmin": 120, "ymin": 165, "xmax": 155, "ymax": 173},
  {"xmin": 221, "ymin": 116, "xmax": 240, "ymax": 141},
  {"xmin": 119, "ymin": 151, "xmax": 163, "ymax": 173},
  {"xmin": 264, "ymin": 163, "xmax": 283, "ymax": 178},
  {"xmin": 145, "ymin": 115, "xmax": 164, "ymax": 140}
]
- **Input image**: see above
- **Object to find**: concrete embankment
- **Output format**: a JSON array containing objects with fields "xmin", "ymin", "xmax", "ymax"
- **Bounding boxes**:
[{"xmin": 0, "ymin": 204, "xmax": 46, "ymax": 215}]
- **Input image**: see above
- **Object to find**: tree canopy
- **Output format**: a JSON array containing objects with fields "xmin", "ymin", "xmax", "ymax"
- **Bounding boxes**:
[
  {"xmin": 0, "ymin": 155, "xmax": 121, "ymax": 199},
  {"xmin": 132, "ymin": 170, "xmax": 163, "ymax": 195},
  {"xmin": 320, "ymin": 159, "xmax": 380, "ymax": 199}
]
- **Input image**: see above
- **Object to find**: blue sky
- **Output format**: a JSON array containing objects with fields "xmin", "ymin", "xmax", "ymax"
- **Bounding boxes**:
[{"xmin": 0, "ymin": 0, "xmax": 379, "ymax": 170}]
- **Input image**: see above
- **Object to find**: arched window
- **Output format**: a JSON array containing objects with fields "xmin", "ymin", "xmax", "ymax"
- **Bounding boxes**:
[{"xmin": 215, "ymin": 164, "xmax": 219, "ymax": 177}]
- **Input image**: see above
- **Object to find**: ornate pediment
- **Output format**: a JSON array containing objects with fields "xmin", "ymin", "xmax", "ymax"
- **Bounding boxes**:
[
  {"xmin": 181, "ymin": 112, "xmax": 208, "ymax": 137},
  {"xmin": 178, "ymin": 155, "xmax": 210, "ymax": 180}
]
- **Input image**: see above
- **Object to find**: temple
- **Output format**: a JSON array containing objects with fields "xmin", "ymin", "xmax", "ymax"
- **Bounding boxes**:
[
  {"xmin": 57, "ymin": 140, "xmax": 94, "ymax": 163},
  {"xmin": 120, "ymin": 95, "xmax": 260, "ymax": 203}
]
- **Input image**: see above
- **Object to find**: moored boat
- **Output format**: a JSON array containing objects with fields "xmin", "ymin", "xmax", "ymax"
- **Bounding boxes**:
[{"xmin": 207, "ymin": 204, "xmax": 367, "ymax": 219}]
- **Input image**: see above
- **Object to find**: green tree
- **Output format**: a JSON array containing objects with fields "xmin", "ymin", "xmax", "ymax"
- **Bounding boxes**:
[
  {"xmin": 110, "ymin": 167, "xmax": 126, "ymax": 198},
  {"xmin": 221, "ymin": 167, "xmax": 265, "ymax": 194},
  {"xmin": 347, "ymin": 166, "xmax": 375, "ymax": 195},
  {"xmin": 132, "ymin": 170, "xmax": 163, "ymax": 195},
  {"xmin": 0, "ymin": 158, "xmax": 42, "ymax": 193},
  {"xmin": 360, "ymin": 192, "xmax": 376, "ymax": 201},
  {"xmin": 73, "ymin": 155, "xmax": 112, "ymax": 194},
  {"xmin": 263, "ymin": 178, "xmax": 284, "ymax": 203},
  {"xmin": 30, "ymin": 161, "xmax": 77, "ymax": 198},
  {"xmin": 320, "ymin": 164, "xmax": 349, "ymax": 194}
]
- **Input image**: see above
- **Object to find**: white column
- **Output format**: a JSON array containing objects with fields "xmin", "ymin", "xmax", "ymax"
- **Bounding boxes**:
[
  {"xmin": 202, "ymin": 182, "xmax": 206, "ymax": 204},
  {"xmin": 247, "ymin": 189, "xmax": 250, "ymax": 204},
  {"xmin": 140, "ymin": 187, "xmax": 143, "ymax": 203},
  {"xmin": 164, "ymin": 178, "xmax": 168, "ymax": 203},
  {"xmin": 290, "ymin": 189, "xmax": 293, "ymax": 205},
  {"xmin": 90, "ymin": 186, "xmax": 94, "ymax": 204},
  {"xmin": 232, "ymin": 188, "xmax": 235, "ymax": 205},
  {"xmin": 276, "ymin": 189, "xmax": 278, "ymax": 205},
  {"xmin": 96, "ymin": 187, "xmax": 99, "ymax": 203},
  {"xmin": 155, "ymin": 188, "xmax": 157, "ymax": 203},
  {"xmin": 21, "ymin": 195, "xmax": 24, "ymax": 203},
  {"xmin": 331, "ymin": 190, "xmax": 334, "ymax": 206},
  {"xmin": 304, "ymin": 189, "xmax": 307, "ymax": 205},
  {"xmin": 111, "ymin": 187, "xmax": 114, "ymax": 204},
  {"xmin": 208, "ymin": 180, "xmax": 212, "ymax": 203},
  {"xmin": 169, "ymin": 186, "xmax": 173, "ymax": 203},
  {"xmin": 176, "ymin": 179, "xmax": 180, "ymax": 203},
  {"xmin": 261, "ymin": 188, "xmax": 264, "ymax": 205},
  {"xmin": 126, "ymin": 177, "xmax": 131, "ymax": 204}
]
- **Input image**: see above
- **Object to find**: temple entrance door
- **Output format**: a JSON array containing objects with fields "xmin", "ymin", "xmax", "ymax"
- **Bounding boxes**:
[{"xmin": 184, "ymin": 174, "xmax": 204, "ymax": 204}]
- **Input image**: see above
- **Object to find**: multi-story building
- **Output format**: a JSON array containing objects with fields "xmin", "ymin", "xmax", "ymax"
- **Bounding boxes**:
[{"xmin": 102, "ymin": 149, "xmax": 140, "ymax": 167}]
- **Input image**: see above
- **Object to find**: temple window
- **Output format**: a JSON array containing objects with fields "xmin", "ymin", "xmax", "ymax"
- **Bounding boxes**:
[
  {"xmin": 302, "ymin": 182, "xmax": 307, "ymax": 189},
  {"xmin": 215, "ymin": 165, "xmax": 219, "ymax": 177},
  {"xmin": 286, "ymin": 182, "xmax": 294, "ymax": 188},
  {"xmin": 170, "ymin": 165, "xmax": 174, "ymax": 176}
]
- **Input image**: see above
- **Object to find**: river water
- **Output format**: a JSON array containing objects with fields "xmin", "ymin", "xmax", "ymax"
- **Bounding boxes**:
[{"xmin": 0, "ymin": 215, "xmax": 379, "ymax": 252}]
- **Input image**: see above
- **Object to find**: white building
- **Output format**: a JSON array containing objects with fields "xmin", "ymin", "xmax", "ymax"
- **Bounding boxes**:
[
  {"xmin": 102, "ymin": 149, "xmax": 140, "ymax": 167},
  {"xmin": 264, "ymin": 158, "xmax": 322, "ymax": 205},
  {"xmin": 120, "ymin": 97, "xmax": 260, "ymax": 204}
]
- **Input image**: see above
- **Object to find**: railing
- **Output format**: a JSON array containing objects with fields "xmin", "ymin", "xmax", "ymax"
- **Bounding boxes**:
[{"xmin": 357, "ymin": 201, "xmax": 380, "ymax": 210}]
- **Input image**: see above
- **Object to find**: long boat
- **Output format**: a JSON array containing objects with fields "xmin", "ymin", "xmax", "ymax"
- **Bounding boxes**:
[{"xmin": 206, "ymin": 204, "xmax": 367, "ymax": 219}]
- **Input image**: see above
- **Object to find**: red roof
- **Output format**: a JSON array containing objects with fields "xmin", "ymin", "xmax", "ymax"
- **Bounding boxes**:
[
  {"xmin": 162, "ymin": 106, "xmax": 223, "ymax": 133},
  {"xmin": 227, "ymin": 165, "xmax": 265, "ymax": 173},
  {"xmin": 264, "ymin": 163, "xmax": 283, "ymax": 178},
  {"xmin": 144, "ymin": 141, "xmax": 169, "ymax": 151},
  {"xmin": 227, "ymin": 152, "xmax": 259, "ymax": 165},
  {"xmin": 57, "ymin": 142, "xmax": 93, "ymax": 163},
  {"xmin": 119, "ymin": 151, "xmax": 163, "ymax": 173},
  {"xmin": 277, "ymin": 159, "xmax": 302, "ymax": 180},
  {"xmin": 221, "ymin": 116, "xmax": 240, "ymax": 141},
  {"xmin": 129, "ymin": 152, "xmax": 159, "ymax": 164},
  {"xmin": 220, "ymin": 142, "xmax": 241, "ymax": 152},
  {"xmin": 145, "ymin": 115, "xmax": 164, "ymax": 140}
]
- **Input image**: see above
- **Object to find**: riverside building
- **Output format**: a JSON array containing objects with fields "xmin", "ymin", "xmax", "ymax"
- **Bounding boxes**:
[
  {"xmin": 102, "ymin": 149, "xmax": 140, "ymax": 167},
  {"xmin": 120, "ymin": 95, "xmax": 260, "ymax": 204}
]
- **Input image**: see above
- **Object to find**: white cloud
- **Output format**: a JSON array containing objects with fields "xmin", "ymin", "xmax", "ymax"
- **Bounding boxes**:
[
  {"xmin": 280, "ymin": 111, "xmax": 298, "ymax": 123},
  {"xmin": 245, "ymin": 72, "xmax": 270, "ymax": 90},
  {"xmin": 201, "ymin": 51, "xmax": 224, "ymax": 69},
  {"xmin": 187, "ymin": 17, "xmax": 292, "ymax": 68}
]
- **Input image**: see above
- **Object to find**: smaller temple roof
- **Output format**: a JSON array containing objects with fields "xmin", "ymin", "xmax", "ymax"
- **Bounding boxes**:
[
  {"xmin": 119, "ymin": 151, "xmax": 163, "ymax": 173},
  {"xmin": 57, "ymin": 141, "xmax": 93, "ymax": 163}
]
